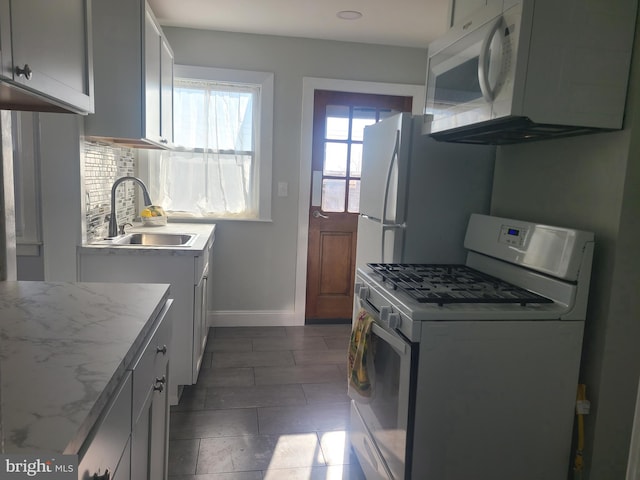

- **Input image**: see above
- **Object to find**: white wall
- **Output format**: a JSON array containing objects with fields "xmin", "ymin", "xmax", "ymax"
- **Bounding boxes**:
[
  {"xmin": 491, "ymin": 12, "xmax": 640, "ymax": 479},
  {"xmin": 161, "ymin": 28, "xmax": 428, "ymax": 324},
  {"xmin": 39, "ymin": 113, "xmax": 85, "ymax": 281}
]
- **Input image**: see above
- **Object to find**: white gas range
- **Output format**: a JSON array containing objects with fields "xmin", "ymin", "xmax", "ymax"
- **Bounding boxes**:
[{"xmin": 349, "ymin": 214, "xmax": 595, "ymax": 480}]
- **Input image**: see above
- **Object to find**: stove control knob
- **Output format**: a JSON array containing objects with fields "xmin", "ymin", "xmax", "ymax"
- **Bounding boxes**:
[
  {"xmin": 358, "ymin": 285, "xmax": 370, "ymax": 301},
  {"xmin": 388, "ymin": 313, "xmax": 401, "ymax": 329},
  {"xmin": 380, "ymin": 307, "xmax": 401, "ymax": 329}
]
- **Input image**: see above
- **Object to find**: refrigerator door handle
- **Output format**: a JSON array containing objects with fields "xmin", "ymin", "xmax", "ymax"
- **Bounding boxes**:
[
  {"xmin": 361, "ymin": 213, "xmax": 382, "ymax": 222},
  {"xmin": 381, "ymin": 223, "xmax": 406, "ymax": 263},
  {"xmin": 381, "ymin": 129, "xmax": 400, "ymax": 224}
]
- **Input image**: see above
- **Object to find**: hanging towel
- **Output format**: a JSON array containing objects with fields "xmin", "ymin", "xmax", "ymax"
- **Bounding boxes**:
[{"xmin": 348, "ymin": 309, "xmax": 375, "ymax": 403}]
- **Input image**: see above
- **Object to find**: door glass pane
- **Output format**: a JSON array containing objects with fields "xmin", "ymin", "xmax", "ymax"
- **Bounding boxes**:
[
  {"xmin": 322, "ymin": 179, "xmax": 346, "ymax": 212},
  {"xmin": 326, "ymin": 105, "xmax": 350, "ymax": 140},
  {"xmin": 348, "ymin": 180, "xmax": 360, "ymax": 213},
  {"xmin": 350, "ymin": 144, "xmax": 362, "ymax": 177},
  {"xmin": 352, "ymin": 107, "xmax": 377, "ymax": 141},
  {"xmin": 324, "ymin": 143, "xmax": 348, "ymax": 176}
]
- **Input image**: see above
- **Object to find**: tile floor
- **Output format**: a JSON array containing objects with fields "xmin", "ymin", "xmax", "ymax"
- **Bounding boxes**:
[{"xmin": 167, "ymin": 324, "xmax": 365, "ymax": 480}]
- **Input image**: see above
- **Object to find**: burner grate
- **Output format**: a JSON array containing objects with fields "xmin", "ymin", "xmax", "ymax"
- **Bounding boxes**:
[{"xmin": 367, "ymin": 263, "xmax": 553, "ymax": 306}]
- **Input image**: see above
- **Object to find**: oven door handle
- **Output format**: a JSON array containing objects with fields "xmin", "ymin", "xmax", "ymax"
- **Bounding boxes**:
[
  {"xmin": 358, "ymin": 289, "xmax": 408, "ymax": 354},
  {"xmin": 371, "ymin": 322, "xmax": 407, "ymax": 355}
]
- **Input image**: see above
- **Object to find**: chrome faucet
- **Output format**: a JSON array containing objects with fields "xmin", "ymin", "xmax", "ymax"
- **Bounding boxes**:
[{"xmin": 108, "ymin": 176, "xmax": 153, "ymax": 238}]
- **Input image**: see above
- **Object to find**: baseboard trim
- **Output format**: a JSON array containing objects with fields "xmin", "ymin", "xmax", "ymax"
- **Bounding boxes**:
[
  {"xmin": 208, "ymin": 310, "xmax": 303, "ymax": 327},
  {"xmin": 305, "ymin": 317, "xmax": 351, "ymax": 325}
]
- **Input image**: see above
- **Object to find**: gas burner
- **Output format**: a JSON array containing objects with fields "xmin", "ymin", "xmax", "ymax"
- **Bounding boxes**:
[{"xmin": 367, "ymin": 263, "xmax": 553, "ymax": 306}]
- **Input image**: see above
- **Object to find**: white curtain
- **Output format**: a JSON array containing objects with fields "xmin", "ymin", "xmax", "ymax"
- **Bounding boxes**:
[{"xmin": 150, "ymin": 79, "xmax": 259, "ymax": 218}]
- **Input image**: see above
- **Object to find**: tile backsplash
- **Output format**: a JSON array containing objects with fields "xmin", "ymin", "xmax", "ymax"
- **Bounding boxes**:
[{"xmin": 84, "ymin": 141, "xmax": 137, "ymax": 242}]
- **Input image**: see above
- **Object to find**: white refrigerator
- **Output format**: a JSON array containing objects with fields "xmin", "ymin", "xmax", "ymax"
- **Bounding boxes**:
[{"xmin": 356, "ymin": 113, "xmax": 496, "ymax": 267}]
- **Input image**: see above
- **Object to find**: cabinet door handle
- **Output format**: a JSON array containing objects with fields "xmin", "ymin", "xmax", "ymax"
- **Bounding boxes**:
[
  {"xmin": 156, "ymin": 345, "xmax": 167, "ymax": 355},
  {"xmin": 92, "ymin": 468, "xmax": 110, "ymax": 480},
  {"xmin": 15, "ymin": 64, "xmax": 33, "ymax": 80},
  {"xmin": 154, "ymin": 375, "xmax": 166, "ymax": 392}
]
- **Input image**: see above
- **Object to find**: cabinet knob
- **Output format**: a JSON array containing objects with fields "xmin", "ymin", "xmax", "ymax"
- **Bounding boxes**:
[
  {"xmin": 92, "ymin": 469, "xmax": 110, "ymax": 480},
  {"xmin": 156, "ymin": 345, "xmax": 167, "ymax": 355},
  {"xmin": 155, "ymin": 375, "xmax": 166, "ymax": 385},
  {"xmin": 15, "ymin": 64, "xmax": 33, "ymax": 80},
  {"xmin": 160, "ymin": 138, "xmax": 168, "ymax": 144},
  {"xmin": 153, "ymin": 383, "xmax": 164, "ymax": 393}
]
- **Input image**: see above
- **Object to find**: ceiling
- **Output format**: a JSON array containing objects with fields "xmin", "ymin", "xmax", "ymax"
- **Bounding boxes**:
[{"xmin": 147, "ymin": 0, "xmax": 451, "ymax": 49}]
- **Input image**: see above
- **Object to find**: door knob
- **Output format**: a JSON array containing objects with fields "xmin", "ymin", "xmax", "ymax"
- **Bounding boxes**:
[{"xmin": 313, "ymin": 210, "xmax": 329, "ymax": 219}]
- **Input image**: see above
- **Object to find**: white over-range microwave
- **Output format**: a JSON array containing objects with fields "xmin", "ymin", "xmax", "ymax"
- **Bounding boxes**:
[{"xmin": 424, "ymin": 0, "xmax": 637, "ymax": 145}]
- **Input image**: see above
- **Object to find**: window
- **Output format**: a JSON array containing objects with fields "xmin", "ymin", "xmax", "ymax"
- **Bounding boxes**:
[
  {"xmin": 322, "ymin": 105, "xmax": 389, "ymax": 213},
  {"xmin": 311, "ymin": 90, "xmax": 412, "ymax": 214},
  {"xmin": 148, "ymin": 65, "xmax": 273, "ymax": 220}
]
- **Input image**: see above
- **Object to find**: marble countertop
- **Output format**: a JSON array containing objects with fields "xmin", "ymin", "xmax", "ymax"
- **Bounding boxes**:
[
  {"xmin": 79, "ymin": 222, "xmax": 215, "ymax": 256},
  {"xmin": 0, "ymin": 281, "xmax": 170, "ymax": 455}
]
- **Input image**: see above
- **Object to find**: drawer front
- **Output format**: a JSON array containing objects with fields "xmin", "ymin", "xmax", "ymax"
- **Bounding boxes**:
[
  {"xmin": 350, "ymin": 401, "xmax": 392, "ymax": 480},
  {"xmin": 132, "ymin": 299, "xmax": 173, "ymax": 421},
  {"xmin": 78, "ymin": 372, "xmax": 132, "ymax": 480}
]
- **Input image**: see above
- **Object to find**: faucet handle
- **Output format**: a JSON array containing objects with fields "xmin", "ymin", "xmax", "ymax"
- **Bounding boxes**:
[{"xmin": 118, "ymin": 223, "xmax": 133, "ymax": 235}]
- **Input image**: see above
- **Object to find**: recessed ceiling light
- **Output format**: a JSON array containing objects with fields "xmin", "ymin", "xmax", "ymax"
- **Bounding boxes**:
[{"xmin": 337, "ymin": 10, "xmax": 363, "ymax": 20}]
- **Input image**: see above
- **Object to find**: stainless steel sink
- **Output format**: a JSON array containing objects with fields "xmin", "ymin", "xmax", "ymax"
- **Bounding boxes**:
[{"xmin": 112, "ymin": 233, "xmax": 196, "ymax": 246}]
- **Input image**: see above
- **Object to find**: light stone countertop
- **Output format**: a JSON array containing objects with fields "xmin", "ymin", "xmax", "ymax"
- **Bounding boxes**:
[
  {"xmin": 0, "ymin": 281, "xmax": 170, "ymax": 455},
  {"xmin": 78, "ymin": 222, "xmax": 215, "ymax": 256}
]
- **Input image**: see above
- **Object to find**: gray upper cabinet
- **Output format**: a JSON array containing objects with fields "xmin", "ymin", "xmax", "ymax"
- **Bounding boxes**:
[
  {"xmin": 449, "ymin": 0, "xmax": 503, "ymax": 27},
  {"xmin": 0, "ymin": 0, "xmax": 93, "ymax": 114},
  {"xmin": 86, "ymin": 0, "xmax": 174, "ymax": 149},
  {"xmin": 160, "ymin": 38, "xmax": 174, "ymax": 146},
  {"xmin": 144, "ymin": 12, "xmax": 162, "ymax": 144}
]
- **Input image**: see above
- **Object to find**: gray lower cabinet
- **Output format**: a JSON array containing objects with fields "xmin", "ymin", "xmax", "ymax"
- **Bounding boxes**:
[
  {"xmin": 77, "ymin": 298, "xmax": 173, "ymax": 480},
  {"xmin": 0, "ymin": 0, "xmax": 93, "ymax": 113},
  {"xmin": 79, "ymin": 233, "xmax": 214, "ymax": 405},
  {"xmin": 193, "ymin": 262, "xmax": 209, "ymax": 381},
  {"xmin": 77, "ymin": 372, "xmax": 132, "ymax": 480},
  {"xmin": 131, "ymin": 299, "xmax": 172, "ymax": 480}
]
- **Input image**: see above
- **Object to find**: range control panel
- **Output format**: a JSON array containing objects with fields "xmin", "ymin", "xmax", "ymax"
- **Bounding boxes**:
[
  {"xmin": 499, "ymin": 224, "xmax": 528, "ymax": 247},
  {"xmin": 465, "ymin": 213, "xmax": 595, "ymax": 281}
]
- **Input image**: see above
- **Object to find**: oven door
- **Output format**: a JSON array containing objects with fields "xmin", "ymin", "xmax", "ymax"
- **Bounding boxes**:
[{"xmin": 349, "ymin": 287, "xmax": 416, "ymax": 480}]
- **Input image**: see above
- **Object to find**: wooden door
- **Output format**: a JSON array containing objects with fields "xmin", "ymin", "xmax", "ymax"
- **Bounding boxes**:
[{"xmin": 305, "ymin": 90, "xmax": 412, "ymax": 322}]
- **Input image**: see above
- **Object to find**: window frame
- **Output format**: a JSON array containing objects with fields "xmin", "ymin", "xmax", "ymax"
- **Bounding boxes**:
[{"xmin": 158, "ymin": 64, "xmax": 273, "ymax": 222}]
